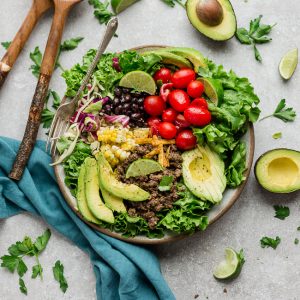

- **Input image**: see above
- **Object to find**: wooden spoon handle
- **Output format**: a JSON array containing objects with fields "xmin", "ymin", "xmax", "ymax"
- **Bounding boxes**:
[
  {"xmin": 0, "ymin": 0, "xmax": 53, "ymax": 89},
  {"xmin": 9, "ymin": 2, "xmax": 76, "ymax": 181}
]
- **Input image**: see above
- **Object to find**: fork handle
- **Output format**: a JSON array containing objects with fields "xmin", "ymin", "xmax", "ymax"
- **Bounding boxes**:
[
  {"xmin": 9, "ymin": 2, "xmax": 76, "ymax": 181},
  {"xmin": 0, "ymin": 0, "xmax": 53, "ymax": 89}
]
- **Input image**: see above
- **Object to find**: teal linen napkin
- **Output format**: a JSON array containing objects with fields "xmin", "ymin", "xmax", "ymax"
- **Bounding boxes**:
[{"xmin": 0, "ymin": 136, "xmax": 175, "ymax": 300}]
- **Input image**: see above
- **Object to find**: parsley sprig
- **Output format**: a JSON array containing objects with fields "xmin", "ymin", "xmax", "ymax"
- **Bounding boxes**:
[
  {"xmin": 260, "ymin": 99, "xmax": 296, "ymax": 122},
  {"xmin": 53, "ymin": 260, "xmax": 68, "ymax": 293},
  {"xmin": 260, "ymin": 236, "xmax": 281, "ymax": 249},
  {"xmin": 236, "ymin": 15, "xmax": 276, "ymax": 62},
  {"xmin": 41, "ymin": 90, "xmax": 62, "ymax": 129},
  {"xmin": 88, "ymin": 0, "xmax": 115, "ymax": 24},
  {"xmin": 274, "ymin": 205, "xmax": 290, "ymax": 220},
  {"xmin": 1, "ymin": 41, "xmax": 11, "ymax": 50},
  {"xmin": 161, "ymin": 0, "xmax": 186, "ymax": 8}
]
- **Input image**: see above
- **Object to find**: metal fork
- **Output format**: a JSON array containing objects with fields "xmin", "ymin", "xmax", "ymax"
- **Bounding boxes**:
[{"xmin": 46, "ymin": 17, "xmax": 118, "ymax": 156}]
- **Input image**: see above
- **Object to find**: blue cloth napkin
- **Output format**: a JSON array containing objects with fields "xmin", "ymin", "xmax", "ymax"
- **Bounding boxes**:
[{"xmin": 0, "ymin": 136, "xmax": 175, "ymax": 300}]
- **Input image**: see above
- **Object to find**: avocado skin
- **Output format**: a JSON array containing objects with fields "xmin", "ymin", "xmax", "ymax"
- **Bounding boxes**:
[
  {"xmin": 255, "ymin": 148, "xmax": 300, "ymax": 194},
  {"xmin": 186, "ymin": 0, "xmax": 237, "ymax": 42}
]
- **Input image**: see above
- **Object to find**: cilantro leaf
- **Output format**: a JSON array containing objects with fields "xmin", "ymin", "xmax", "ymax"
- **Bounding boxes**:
[
  {"xmin": 1, "ymin": 41, "xmax": 11, "ymax": 50},
  {"xmin": 260, "ymin": 99, "xmax": 296, "ymax": 122},
  {"xmin": 29, "ymin": 46, "xmax": 42, "ymax": 78},
  {"xmin": 235, "ymin": 28, "xmax": 252, "ymax": 45},
  {"xmin": 0, "ymin": 255, "xmax": 28, "ymax": 276},
  {"xmin": 60, "ymin": 37, "xmax": 84, "ymax": 51},
  {"xmin": 158, "ymin": 175, "xmax": 174, "ymax": 192},
  {"xmin": 274, "ymin": 205, "xmax": 290, "ymax": 220},
  {"xmin": 253, "ymin": 45, "xmax": 262, "ymax": 62},
  {"xmin": 161, "ymin": 0, "xmax": 186, "ymax": 8},
  {"xmin": 32, "ymin": 264, "xmax": 43, "ymax": 279},
  {"xmin": 272, "ymin": 132, "xmax": 282, "ymax": 139},
  {"xmin": 260, "ymin": 236, "xmax": 281, "ymax": 249},
  {"xmin": 88, "ymin": 0, "xmax": 115, "ymax": 25},
  {"xmin": 19, "ymin": 278, "xmax": 27, "ymax": 295},
  {"xmin": 249, "ymin": 15, "xmax": 263, "ymax": 35},
  {"xmin": 53, "ymin": 260, "xmax": 68, "ymax": 293},
  {"xmin": 295, "ymin": 238, "xmax": 299, "ymax": 245},
  {"xmin": 34, "ymin": 229, "xmax": 51, "ymax": 253}
]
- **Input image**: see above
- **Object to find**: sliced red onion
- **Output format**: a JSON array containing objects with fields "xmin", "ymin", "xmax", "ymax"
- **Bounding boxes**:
[
  {"xmin": 104, "ymin": 114, "xmax": 130, "ymax": 127},
  {"xmin": 112, "ymin": 57, "xmax": 121, "ymax": 72}
]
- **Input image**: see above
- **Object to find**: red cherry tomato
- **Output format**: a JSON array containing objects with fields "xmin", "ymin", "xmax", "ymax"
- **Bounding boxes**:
[
  {"xmin": 158, "ymin": 122, "xmax": 177, "ymax": 139},
  {"xmin": 184, "ymin": 106, "xmax": 211, "ymax": 127},
  {"xmin": 153, "ymin": 68, "xmax": 172, "ymax": 84},
  {"xmin": 171, "ymin": 68, "xmax": 196, "ymax": 89},
  {"xmin": 168, "ymin": 90, "xmax": 190, "ymax": 112},
  {"xmin": 162, "ymin": 108, "xmax": 178, "ymax": 123},
  {"xmin": 190, "ymin": 98, "xmax": 208, "ymax": 110},
  {"xmin": 176, "ymin": 130, "xmax": 197, "ymax": 150},
  {"xmin": 174, "ymin": 114, "xmax": 191, "ymax": 129},
  {"xmin": 187, "ymin": 80, "xmax": 205, "ymax": 98},
  {"xmin": 144, "ymin": 96, "xmax": 165, "ymax": 116},
  {"xmin": 147, "ymin": 117, "xmax": 161, "ymax": 136}
]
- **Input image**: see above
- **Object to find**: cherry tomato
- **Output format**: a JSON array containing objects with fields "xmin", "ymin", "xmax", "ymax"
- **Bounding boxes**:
[
  {"xmin": 176, "ymin": 130, "xmax": 197, "ymax": 150},
  {"xmin": 158, "ymin": 122, "xmax": 177, "ymax": 139},
  {"xmin": 184, "ymin": 106, "xmax": 211, "ymax": 127},
  {"xmin": 144, "ymin": 96, "xmax": 165, "ymax": 116},
  {"xmin": 162, "ymin": 108, "xmax": 178, "ymax": 123},
  {"xmin": 171, "ymin": 68, "xmax": 196, "ymax": 89},
  {"xmin": 190, "ymin": 98, "xmax": 208, "ymax": 110},
  {"xmin": 153, "ymin": 68, "xmax": 172, "ymax": 84},
  {"xmin": 187, "ymin": 80, "xmax": 205, "ymax": 98},
  {"xmin": 147, "ymin": 117, "xmax": 161, "ymax": 136},
  {"xmin": 168, "ymin": 90, "xmax": 190, "ymax": 112},
  {"xmin": 174, "ymin": 114, "xmax": 191, "ymax": 129}
]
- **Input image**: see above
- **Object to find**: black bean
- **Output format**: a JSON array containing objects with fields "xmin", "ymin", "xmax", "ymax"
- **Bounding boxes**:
[
  {"xmin": 132, "ymin": 113, "xmax": 141, "ymax": 120},
  {"xmin": 114, "ymin": 87, "xmax": 122, "ymax": 97},
  {"xmin": 113, "ymin": 97, "xmax": 120, "ymax": 106},
  {"xmin": 124, "ymin": 94, "xmax": 132, "ymax": 103},
  {"xmin": 114, "ymin": 106, "xmax": 122, "ymax": 115},
  {"xmin": 120, "ymin": 98, "xmax": 126, "ymax": 104},
  {"xmin": 137, "ymin": 97, "xmax": 144, "ymax": 105},
  {"xmin": 131, "ymin": 103, "xmax": 139, "ymax": 112},
  {"xmin": 132, "ymin": 97, "xmax": 138, "ymax": 104},
  {"xmin": 122, "ymin": 88, "xmax": 130, "ymax": 94}
]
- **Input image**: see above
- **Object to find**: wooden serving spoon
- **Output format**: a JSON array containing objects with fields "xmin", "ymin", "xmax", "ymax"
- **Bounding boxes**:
[
  {"xmin": 0, "ymin": 0, "xmax": 53, "ymax": 89},
  {"xmin": 9, "ymin": 0, "xmax": 82, "ymax": 181}
]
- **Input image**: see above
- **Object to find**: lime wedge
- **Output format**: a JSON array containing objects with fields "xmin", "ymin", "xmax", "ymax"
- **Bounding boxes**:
[
  {"xmin": 279, "ymin": 48, "xmax": 298, "ymax": 80},
  {"xmin": 198, "ymin": 77, "xmax": 223, "ymax": 106},
  {"xmin": 119, "ymin": 70, "xmax": 157, "ymax": 95},
  {"xmin": 111, "ymin": 0, "xmax": 139, "ymax": 14},
  {"xmin": 126, "ymin": 159, "xmax": 163, "ymax": 178},
  {"xmin": 213, "ymin": 248, "xmax": 245, "ymax": 280}
]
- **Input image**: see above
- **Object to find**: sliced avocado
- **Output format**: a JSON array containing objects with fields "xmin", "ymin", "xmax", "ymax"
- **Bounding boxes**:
[
  {"xmin": 142, "ymin": 51, "xmax": 193, "ymax": 69},
  {"xmin": 182, "ymin": 144, "xmax": 226, "ymax": 203},
  {"xmin": 85, "ymin": 158, "xmax": 115, "ymax": 224},
  {"xmin": 98, "ymin": 153, "xmax": 150, "ymax": 202},
  {"xmin": 186, "ymin": 0, "xmax": 237, "ymax": 41},
  {"xmin": 255, "ymin": 149, "xmax": 300, "ymax": 193},
  {"xmin": 76, "ymin": 161, "xmax": 101, "ymax": 224},
  {"xmin": 166, "ymin": 47, "xmax": 207, "ymax": 71}
]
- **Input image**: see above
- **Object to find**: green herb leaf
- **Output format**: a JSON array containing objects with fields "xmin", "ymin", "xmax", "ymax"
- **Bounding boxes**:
[
  {"xmin": 8, "ymin": 237, "xmax": 34, "ymax": 257},
  {"xmin": 249, "ymin": 15, "xmax": 263, "ymax": 35},
  {"xmin": 0, "ymin": 255, "xmax": 28, "ymax": 276},
  {"xmin": 53, "ymin": 260, "xmax": 68, "ymax": 293},
  {"xmin": 34, "ymin": 229, "xmax": 51, "ymax": 254},
  {"xmin": 29, "ymin": 46, "xmax": 42, "ymax": 78},
  {"xmin": 161, "ymin": 0, "xmax": 186, "ymax": 8},
  {"xmin": 274, "ymin": 205, "xmax": 290, "ymax": 220},
  {"xmin": 60, "ymin": 37, "xmax": 84, "ymax": 51},
  {"xmin": 254, "ymin": 45, "xmax": 262, "ymax": 62},
  {"xmin": 237, "ymin": 249, "xmax": 246, "ymax": 265},
  {"xmin": 235, "ymin": 28, "xmax": 252, "ymax": 45},
  {"xmin": 297, "ymin": 226, "xmax": 300, "ymax": 231},
  {"xmin": 261, "ymin": 99, "xmax": 296, "ymax": 122},
  {"xmin": 1, "ymin": 41, "xmax": 11, "ymax": 50},
  {"xmin": 272, "ymin": 132, "xmax": 282, "ymax": 139},
  {"xmin": 41, "ymin": 108, "xmax": 55, "ymax": 129},
  {"xmin": 32, "ymin": 264, "xmax": 43, "ymax": 279},
  {"xmin": 19, "ymin": 278, "xmax": 27, "ymax": 295},
  {"xmin": 295, "ymin": 238, "xmax": 299, "ymax": 245},
  {"xmin": 88, "ymin": 0, "xmax": 115, "ymax": 25},
  {"xmin": 51, "ymin": 91, "xmax": 61, "ymax": 110},
  {"xmin": 260, "ymin": 236, "xmax": 281, "ymax": 249},
  {"xmin": 158, "ymin": 175, "xmax": 174, "ymax": 192}
]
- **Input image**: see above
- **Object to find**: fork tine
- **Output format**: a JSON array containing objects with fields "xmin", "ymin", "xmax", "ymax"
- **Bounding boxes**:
[
  {"xmin": 46, "ymin": 112, "xmax": 59, "ymax": 152},
  {"xmin": 50, "ymin": 119, "xmax": 64, "ymax": 156},
  {"xmin": 51, "ymin": 120, "xmax": 69, "ymax": 157}
]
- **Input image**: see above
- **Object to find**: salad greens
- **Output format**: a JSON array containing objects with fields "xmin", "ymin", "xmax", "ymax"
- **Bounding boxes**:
[
  {"xmin": 88, "ymin": 0, "xmax": 115, "ymax": 25},
  {"xmin": 158, "ymin": 175, "xmax": 174, "ymax": 192}
]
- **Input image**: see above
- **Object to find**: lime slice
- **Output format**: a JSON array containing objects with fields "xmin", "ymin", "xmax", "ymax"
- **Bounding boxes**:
[
  {"xmin": 213, "ymin": 248, "xmax": 245, "ymax": 280},
  {"xmin": 119, "ymin": 70, "xmax": 157, "ymax": 95},
  {"xmin": 198, "ymin": 77, "xmax": 224, "ymax": 106},
  {"xmin": 279, "ymin": 48, "xmax": 298, "ymax": 80},
  {"xmin": 126, "ymin": 159, "xmax": 163, "ymax": 178},
  {"xmin": 111, "ymin": 0, "xmax": 139, "ymax": 14}
]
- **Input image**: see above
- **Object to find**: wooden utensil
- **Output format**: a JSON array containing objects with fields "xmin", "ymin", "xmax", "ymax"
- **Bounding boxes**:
[
  {"xmin": 0, "ymin": 0, "xmax": 53, "ymax": 89},
  {"xmin": 9, "ymin": 0, "xmax": 82, "ymax": 181}
]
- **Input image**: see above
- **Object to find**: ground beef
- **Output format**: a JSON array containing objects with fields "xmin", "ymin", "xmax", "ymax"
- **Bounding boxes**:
[{"xmin": 117, "ymin": 144, "xmax": 183, "ymax": 229}]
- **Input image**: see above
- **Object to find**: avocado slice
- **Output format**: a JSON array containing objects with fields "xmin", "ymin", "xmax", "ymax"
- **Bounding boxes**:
[
  {"xmin": 85, "ymin": 158, "xmax": 115, "ymax": 224},
  {"xmin": 182, "ymin": 144, "xmax": 226, "ymax": 203},
  {"xmin": 186, "ymin": 0, "xmax": 237, "ymax": 41},
  {"xmin": 98, "ymin": 153, "xmax": 150, "ymax": 202},
  {"xmin": 142, "ymin": 51, "xmax": 193, "ymax": 69},
  {"xmin": 255, "ymin": 149, "xmax": 300, "ymax": 193},
  {"xmin": 166, "ymin": 47, "xmax": 207, "ymax": 71},
  {"xmin": 76, "ymin": 161, "xmax": 101, "ymax": 224}
]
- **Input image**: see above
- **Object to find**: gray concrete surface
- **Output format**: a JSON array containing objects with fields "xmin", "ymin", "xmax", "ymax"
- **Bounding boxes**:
[{"xmin": 0, "ymin": 0, "xmax": 300, "ymax": 299}]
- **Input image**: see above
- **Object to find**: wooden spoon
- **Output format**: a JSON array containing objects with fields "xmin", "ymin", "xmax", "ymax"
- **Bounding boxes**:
[
  {"xmin": 0, "ymin": 0, "xmax": 53, "ymax": 89},
  {"xmin": 9, "ymin": 0, "xmax": 82, "ymax": 181}
]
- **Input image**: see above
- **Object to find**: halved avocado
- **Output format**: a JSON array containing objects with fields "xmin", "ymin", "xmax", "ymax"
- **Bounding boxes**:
[
  {"xmin": 186, "ymin": 0, "xmax": 237, "ymax": 41},
  {"xmin": 255, "ymin": 149, "xmax": 300, "ymax": 193},
  {"xmin": 98, "ymin": 153, "xmax": 150, "ymax": 202},
  {"xmin": 182, "ymin": 144, "xmax": 226, "ymax": 203}
]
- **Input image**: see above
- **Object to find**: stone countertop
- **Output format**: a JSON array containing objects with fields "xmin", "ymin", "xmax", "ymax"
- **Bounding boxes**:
[{"xmin": 0, "ymin": 0, "xmax": 300, "ymax": 299}]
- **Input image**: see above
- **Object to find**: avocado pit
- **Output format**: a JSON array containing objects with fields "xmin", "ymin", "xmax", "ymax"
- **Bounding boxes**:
[{"xmin": 196, "ymin": 0, "xmax": 224, "ymax": 26}]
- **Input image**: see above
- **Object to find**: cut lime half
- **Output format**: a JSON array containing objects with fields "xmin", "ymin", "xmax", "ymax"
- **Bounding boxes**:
[
  {"xmin": 126, "ymin": 159, "xmax": 163, "ymax": 178},
  {"xmin": 111, "ymin": 0, "xmax": 139, "ymax": 14},
  {"xmin": 213, "ymin": 248, "xmax": 245, "ymax": 280},
  {"xmin": 279, "ymin": 48, "xmax": 298, "ymax": 80},
  {"xmin": 198, "ymin": 77, "xmax": 223, "ymax": 106},
  {"xmin": 119, "ymin": 70, "xmax": 157, "ymax": 95}
]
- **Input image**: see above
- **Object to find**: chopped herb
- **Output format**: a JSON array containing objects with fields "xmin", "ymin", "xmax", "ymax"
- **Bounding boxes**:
[
  {"xmin": 29, "ymin": 46, "xmax": 42, "ymax": 78},
  {"xmin": 272, "ymin": 132, "xmax": 282, "ymax": 139},
  {"xmin": 260, "ymin": 99, "xmax": 296, "ymax": 122},
  {"xmin": 274, "ymin": 205, "xmax": 290, "ymax": 220},
  {"xmin": 88, "ymin": 0, "xmax": 115, "ymax": 25},
  {"xmin": 294, "ymin": 238, "xmax": 299, "ymax": 245},
  {"xmin": 158, "ymin": 175, "xmax": 174, "ymax": 192},
  {"xmin": 19, "ymin": 278, "xmax": 27, "ymax": 295},
  {"xmin": 235, "ymin": 15, "xmax": 275, "ymax": 62},
  {"xmin": 41, "ymin": 91, "xmax": 61, "ymax": 128},
  {"xmin": 53, "ymin": 260, "xmax": 68, "ymax": 293},
  {"xmin": 161, "ymin": 0, "xmax": 186, "ymax": 8},
  {"xmin": 1, "ymin": 41, "xmax": 11, "ymax": 50},
  {"xmin": 260, "ymin": 236, "xmax": 281, "ymax": 249},
  {"xmin": 60, "ymin": 37, "xmax": 84, "ymax": 51},
  {"xmin": 32, "ymin": 264, "xmax": 43, "ymax": 279}
]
